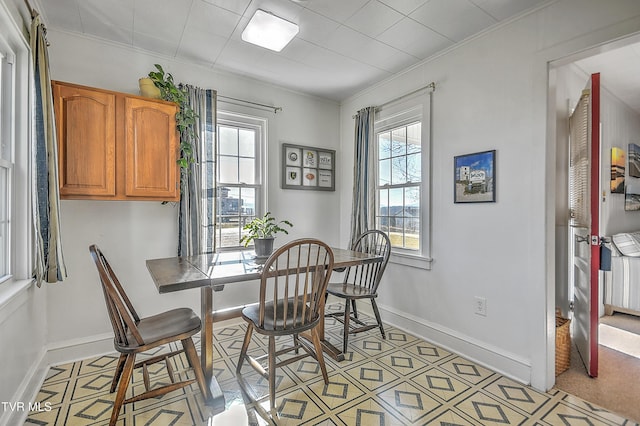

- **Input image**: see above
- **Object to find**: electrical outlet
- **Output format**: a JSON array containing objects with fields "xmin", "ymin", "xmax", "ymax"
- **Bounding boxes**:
[{"xmin": 474, "ymin": 296, "xmax": 487, "ymax": 316}]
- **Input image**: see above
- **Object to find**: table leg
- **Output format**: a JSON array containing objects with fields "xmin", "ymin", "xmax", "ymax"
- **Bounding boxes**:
[{"xmin": 201, "ymin": 287, "xmax": 226, "ymax": 412}]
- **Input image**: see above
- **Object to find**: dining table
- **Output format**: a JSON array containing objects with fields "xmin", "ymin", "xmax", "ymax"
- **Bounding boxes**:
[{"xmin": 145, "ymin": 246, "xmax": 383, "ymax": 411}]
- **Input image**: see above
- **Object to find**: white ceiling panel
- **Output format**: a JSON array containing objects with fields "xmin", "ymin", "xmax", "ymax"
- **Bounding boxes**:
[
  {"xmin": 185, "ymin": 1, "xmax": 242, "ymax": 37},
  {"xmin": 323, "ymin": 25, "xmax": 372, "ymax": 58},
  {"xmin": 469, "ymin": 0, "xmax": 543, "ymax": 20},
  {"xmin": 133, "ymin": 31, "xmax": 181, "ymax": 57},
  {"xmin": 410, "ymin": 0, "xmax": 497, "ymax": 42},
  {"xmin": 38, "ymin": 0, "xmax": 553, "ymax": 101},
  {"xmin": 345, "ymin": 0, "xmax": 403, "ymax": 38},
  {"xmin": 200, "ymin": 0, "xmax": 252, "ymax": 16},
  {"xmin": 77, "ymin": 0, "xmax": 133, "ymax": 44},
  {"xmin": 303, "ymin": 0, "xmax": 369, "ymax": 23},
  {"xmin": 378, "ymin": 0, "xmax": 428, "ymax": 15},
  {"xmin": 350, "ymin": 39, "xmax": 417, "ymax": 73},
  {"xmin": 176, "ymin": 30, "xmax": 226, "ymax": 67},
  {"xmin": 296, "ymin": 8, "xmax": 341, "ymax": 45},
  {"xmin": 42, "ymin": 0, "xmax": 82, "ymax": 33},
  {"xmin": 378, "ymin": 17, "xmax": 452, "ymax": 59}
]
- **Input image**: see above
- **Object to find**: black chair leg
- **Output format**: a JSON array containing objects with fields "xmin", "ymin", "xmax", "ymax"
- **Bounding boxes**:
[
  {"xmin": 351, "ymin": 299, "xmax": 358, "ymax": 319},
  {"xmin": 237, "ymin": 323, "xmax": 254, "ymax": 374},
  {"xmin": 371, "ymin": 299, "xmax": 385, "ymax": 340},
  {"xmin": 343, "ymin": 300, "xmax": 351, "ymax": 354},
  {"xmin": 268, "ymin": 336, "xmax": 276, "ymax": 410},
  {"xmin": 110, "ymin": 353, "xmax": 127, "ymax": 393},
  {"xmin": 110, "ymin": 354, "xmax": 135, "ymax": 426}
]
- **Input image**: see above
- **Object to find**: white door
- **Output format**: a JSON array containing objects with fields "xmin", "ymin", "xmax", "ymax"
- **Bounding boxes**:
[{"xmin": 569, "ymin": 73, "xmax": 600, "ymax": 377}]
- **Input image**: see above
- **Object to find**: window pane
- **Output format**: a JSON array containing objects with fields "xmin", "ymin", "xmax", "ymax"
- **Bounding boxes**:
[
  {"xmin": 391, "ymin": 127, "xmax": 406, "ymax": 156},
  {"xmin": 379, "ymin": 158, "xmax": 391, "ymax": 186},
  {"xmin": 389, "ymin": 217, "xmax": 404, "ymax": 248},
  {"xmin": 0, "ymin": 167, "xmax": 7, "ymax": 277},
  {"xmin": 239, "ymin": 129, "xmax": 255, "ymax": 157},
  {"xmin": 407, "ymin": 123, "xmax": 421, "ymax": 154},
  {"xmin": 391, "ymin": 156, "xmax": 406, "ymax": 185},
  {"xmin": 406, "ymin": 153, "xmax": 421, "ymax": 182},
  {"xmin": 218, "ymin": 126, "xmax": 238, "ymax": 156},
  {"xmin": 217, "ymin": 186, "xmax": 258, "ymax": 249},
  {"xmin": 240, "ymin": 187, "xmax": 256, "ymax": 219},
  {"xmin": 378, "ymin": 132, "xmax": 391, "ymax": 159},
  {"xmin": 238, "ymin": 158, "xmax": 255, "ymax": 183},
  {"xmin": 219, "ymin": 156, "xmax": 238, "ymax": 182},
  {"xmin": 378, "ymin": 188, "xmax": 388, "ymax": 216}
]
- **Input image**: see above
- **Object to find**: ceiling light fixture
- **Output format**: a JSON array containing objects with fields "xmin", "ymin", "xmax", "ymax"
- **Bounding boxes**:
[{"xmin": 241, "ymin": 9, "xmax": 299, "ymax": 52}]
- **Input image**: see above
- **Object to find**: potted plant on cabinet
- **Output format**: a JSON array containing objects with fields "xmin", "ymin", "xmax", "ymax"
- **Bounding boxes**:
[
  {"xmin": 145, "ymin": 64, "xmax": 197, "ymax": 171},
  {"xmin": 240, "ymin": 212, "xmax": 293, "ymax": 258}
]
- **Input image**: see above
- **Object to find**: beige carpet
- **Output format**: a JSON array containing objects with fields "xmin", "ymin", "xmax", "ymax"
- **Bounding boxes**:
[{"xmin": 554, "ymin": 313, "xmax": 640, "ymax": 423}]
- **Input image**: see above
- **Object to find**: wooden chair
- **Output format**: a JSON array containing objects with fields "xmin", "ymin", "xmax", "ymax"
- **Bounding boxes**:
[
  {"xmin": 325, "ymin": 230, "xmax": 391, "ymax": 354},
  {"xmin": 236, "ymin": 238, "xmax": 334, "ymax": 411},
  {"xmin": 89, "ymin": 245, "xmax": 207, "ymax": 426}
]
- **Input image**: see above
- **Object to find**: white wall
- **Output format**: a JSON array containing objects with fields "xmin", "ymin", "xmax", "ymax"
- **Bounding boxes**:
[
  {"xmin": 44, "ymin": 31, "xmax": 341, "ymax": 346},
  {"xmin": 339, "ymin": 0, "xmax": 640, "ymax": 391},
  {"xmin": 0, "ymin": 1, "xmax": 49, "ymax": 425}
]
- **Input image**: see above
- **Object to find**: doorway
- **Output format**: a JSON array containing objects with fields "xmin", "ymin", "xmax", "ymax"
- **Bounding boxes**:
[{"xmin": 551, "ymin": 34, "xmax": 640, "ymax": 422}]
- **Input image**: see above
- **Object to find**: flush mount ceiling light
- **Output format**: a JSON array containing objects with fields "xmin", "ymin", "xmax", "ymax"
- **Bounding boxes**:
[{"xmin": 241, "ymin": 9, "xmax": 299, "ymax": 52}]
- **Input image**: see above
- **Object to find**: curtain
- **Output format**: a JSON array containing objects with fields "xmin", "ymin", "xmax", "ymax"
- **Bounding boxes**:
[
  {"xmin": 30, "ymin": 13, "xmax": 67, "ymax": 285},
  {"xmin": 349, "ymin": 106, "xmax": 376, "ymax": 247},
  {"xmin": 178, "ymin": 86, "xmax": 217, "ymax": 256}
]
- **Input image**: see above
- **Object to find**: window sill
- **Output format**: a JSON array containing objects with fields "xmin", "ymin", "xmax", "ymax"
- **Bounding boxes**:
[
  {"xmin": 389, "ymin": 252, "xmax": 432, "ymax": 270},
  {"xmin": 0, "ymin": 278, "xmax": 35, "ymax": 311}
]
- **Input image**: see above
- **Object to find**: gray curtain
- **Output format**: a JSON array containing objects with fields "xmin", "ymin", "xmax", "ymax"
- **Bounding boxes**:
[
  {"xmin": 349, "ymin": 106, "xmax": 376, "ymax": 247},
  {"xmin": 178, "ymin": 86, "xmax": 217, "ymax": 256},
  {"xmin": 30, "ymin": 13, "xmax": 67, "ymax": 285}
]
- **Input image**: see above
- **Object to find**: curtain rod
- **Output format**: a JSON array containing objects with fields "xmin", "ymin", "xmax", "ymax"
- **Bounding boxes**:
[
  {"xmin": 352, "ymin": 82, "xmax": 436, "ymax": 118},
  {"xmin": 218, "ymin": 95, "xmax": 283, "ymax": 114},
  {"xmin": 23, "ymin": 0, "xmax": 37, "ymax": 19}
]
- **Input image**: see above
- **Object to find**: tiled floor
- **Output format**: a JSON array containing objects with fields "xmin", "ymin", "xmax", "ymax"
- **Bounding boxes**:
[{"xmin": 25, "ymin": 306, "xmax": 639, "ymax": 425}]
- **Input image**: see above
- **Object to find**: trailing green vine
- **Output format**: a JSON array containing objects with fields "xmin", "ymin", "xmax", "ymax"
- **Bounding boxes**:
[{"xmin": 147, "ymin": 64, "xmax": 197, "ymax": 170}]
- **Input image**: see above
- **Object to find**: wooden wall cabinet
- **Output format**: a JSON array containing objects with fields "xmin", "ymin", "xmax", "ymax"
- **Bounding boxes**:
[{"xmin": 52, "ymin": 81, "xmax": 180, "ymax": 201}]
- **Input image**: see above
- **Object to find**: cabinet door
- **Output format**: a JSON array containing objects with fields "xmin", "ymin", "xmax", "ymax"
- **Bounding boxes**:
[
  {"xmin": 124, "ymin": 97, "xmax": 179, "ymax": 200},
  {"xmin": 54, "ymin": 83, "xmax": 116, "ymax": 197}
]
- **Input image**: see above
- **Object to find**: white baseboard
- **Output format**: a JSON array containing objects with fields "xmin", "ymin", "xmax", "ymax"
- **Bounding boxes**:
[
  {"xmin": 327, "ymin": 300, "xmax": 532, "ymax": 385},
  {"xmin": 0, "ymin": 348, "xmax": 47, "ymax": 426},
  {"xmin": 378, "ymin": 303, "xmax": 532, "ymax": 384},
  {"xmin": 46, "ymin": 332, "xmax": 115, "ymax": 366},
  {"xmin": 0, "ymin": 333, "xmax": 115, "ymax": 426}
]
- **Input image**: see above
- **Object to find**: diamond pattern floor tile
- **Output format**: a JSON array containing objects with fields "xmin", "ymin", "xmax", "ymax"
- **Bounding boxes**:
[{"xmin": 24, "ymin": 306, "xmax": 638, "ymax": 425}]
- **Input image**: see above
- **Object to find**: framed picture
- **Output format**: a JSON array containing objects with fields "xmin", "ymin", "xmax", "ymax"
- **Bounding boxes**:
[
  {"xmin": 281, "ymin": 143, "xmax": 335, "ymax": 191},
  {"xmin": 611, "ymin": 147, "xmax": 625, "ymax": 194},
  {"xmin": 629, "ymin": 143, "xmax": 640, "ymax": 178},
  {"xmin": 285, "ymin": 146, "xmax": 302, "ymax": 166},
  {"xmin": 454, "ymin": 150, "xmax": 496, "ymax": 203}
]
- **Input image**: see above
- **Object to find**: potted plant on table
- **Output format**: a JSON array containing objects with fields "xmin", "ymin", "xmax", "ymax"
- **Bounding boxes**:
[{"xmin": 240, "ymin": 212, "xmax": 293, "ymax": 258}]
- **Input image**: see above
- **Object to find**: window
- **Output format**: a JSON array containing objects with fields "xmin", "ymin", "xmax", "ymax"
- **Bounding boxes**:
[
  {"xmin": 0, "ymin": 51, "xmax": 13, "ymax": 282},
  {"xmin": 377, "ymin": 122, "xmax": 421, "ymax": 250},
  {"xmin": 205, "ymin": 112, "xmax": 266, "ymax": 251},
  {"xmin": 374, "ymin": 97, "xmax": 431, "ymax": 269}
]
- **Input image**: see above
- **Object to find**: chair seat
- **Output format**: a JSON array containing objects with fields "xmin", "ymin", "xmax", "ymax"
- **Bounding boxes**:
[
  {"xmin": 117, "ymin": 308, "xmax": 201, "ymax": 353},
  {"xmin": 326, "ymin": 282, "xmax": 376, "ymax": 299},
  {"xmin": 242, "ymin": 299, "xmax": 319, "ymax": 335}
]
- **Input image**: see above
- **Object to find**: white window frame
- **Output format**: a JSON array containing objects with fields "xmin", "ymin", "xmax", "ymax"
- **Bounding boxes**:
[
  {"xmin": 0, "ymin": 3, "xmax": 32, "ymax": 295},
  {"xmin": 213, "ymin": 111, "xmax": 267, "ymax": 251},
  {"xmin": 374, "ymin": 95, "xmax": 432, "ymax": 269}
]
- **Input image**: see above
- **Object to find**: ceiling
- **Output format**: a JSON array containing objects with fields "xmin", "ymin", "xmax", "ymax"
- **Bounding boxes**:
[
  {"xmin": 573, "ymin": 42, "xmax": 640, "ymax": 114},
  {"xmin": 37, "ymin": 0, "xmax": 552, "ymax": 101}
]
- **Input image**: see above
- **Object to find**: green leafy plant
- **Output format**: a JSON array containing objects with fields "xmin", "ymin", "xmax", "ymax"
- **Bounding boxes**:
[
  {"xmin": 147, "ymin": 64, "xmax": 197, "ymax": 169},
  {"xmin": 240, "ymin": 212, "xmax": 293, "ymax": 247}
]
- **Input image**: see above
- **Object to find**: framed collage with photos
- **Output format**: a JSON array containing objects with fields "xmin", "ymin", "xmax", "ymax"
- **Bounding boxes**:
[{"xmin": 281, "ymin": 143, "xmax": 335, "ymax": 191}]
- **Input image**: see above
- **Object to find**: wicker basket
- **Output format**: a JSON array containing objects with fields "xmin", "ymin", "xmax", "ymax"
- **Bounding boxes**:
[{"xmin": 555, "ymin": 314, "xmax": 571, "ymax": 376}]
